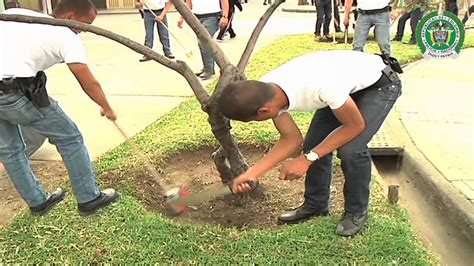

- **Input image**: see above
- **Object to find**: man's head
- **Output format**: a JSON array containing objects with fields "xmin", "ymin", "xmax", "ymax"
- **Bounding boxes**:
[
  {"xmin": 218, "ymin": 80, "xmax": 283, "ymax": 122},
  {"xmin": 52, "ymin": 0, "xmax": 97, "ymax": 33}
]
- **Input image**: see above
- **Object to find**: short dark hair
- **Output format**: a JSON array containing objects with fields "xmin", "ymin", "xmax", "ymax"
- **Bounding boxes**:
[
  {"xmin": 218, "ymin": 80, "xmax": 275, "ymax": 121},
  {"xmin": 53, "ymin": 0, "xmax": 97, "ymax": 17}
]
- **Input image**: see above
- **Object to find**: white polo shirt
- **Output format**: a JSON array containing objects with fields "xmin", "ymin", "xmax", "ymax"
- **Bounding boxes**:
[
  {"xmin": 0, "ymin": 8, "xmax": 87, "ymax": 79},
  {"xmin": 356, "ymin": 0, "xmax": 390, "ymax": 10},
  {"xmin": 192, "ymin": 0, "xmax": 221, "ymax": 15},
  {"xmin": 260, "ymin": 50, "xmax": 387, "ymax": 112}
]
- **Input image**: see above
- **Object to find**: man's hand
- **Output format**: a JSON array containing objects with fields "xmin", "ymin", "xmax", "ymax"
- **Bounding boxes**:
[
  {"xmin": 279, "ymin": 155, "xmax": 312, "ymax": 181},
  {"xmin": 156, "ymin": 14, "xmax": 165, "ymax": 21},
  {"xmin": 100, "ymin": 108, "xmax": 117, "ymax": 121},
  {"xmin": 178, "ymin": 17, "xmax": 184, "ymax": 28},
  {"xmin": 232, "ymin": 172, "xmax": 258, "ymax": 193},
  {"xmin": 343, "ymin": 16, "xmax": 350, "ymax": 27},
  {"xmin": 219, "ymin": 17, "xmax": 228, "ymax": 28}
]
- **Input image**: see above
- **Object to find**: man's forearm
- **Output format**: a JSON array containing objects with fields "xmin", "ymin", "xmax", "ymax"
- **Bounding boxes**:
[
  {"xmin": 81, "ymin": 82, "xmax": 112, "ymax": 111},
  {"xmin": 246, "ymin": 138, "xmax": 302, "ymax": 179},
  {"xmin": 312, "ymin": 125, "xmax": 364, "ymax": 158},
  {"xmin": 344, "ymin": 0, "xmax": 353, "ymax": 18}
]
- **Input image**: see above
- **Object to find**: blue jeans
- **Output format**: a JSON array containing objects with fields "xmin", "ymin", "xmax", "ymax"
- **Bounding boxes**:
[
  {"xmin": 143, "ymin": 9, "xmax": 172, "ymax": 55},
  {"xmin": 302, "ymin": 80, "xmax": 402, "ymax": 213},
  {"xmin": 0, "ymin": 93, "xmax": 100, "ymax": 207},
  {"xmin": 353, "ymin": 11, "xmax": 391, "ymax": 55},
  {"xmin": 197, "ymin": 14, "xmax": 220, "ymax": 73}
]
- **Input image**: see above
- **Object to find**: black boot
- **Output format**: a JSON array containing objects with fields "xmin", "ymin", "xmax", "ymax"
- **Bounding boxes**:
[
  {"xmin": 278, "ymin": 204, "xmax": 329, "ymax": 224},
  {"xmin": 336, "ymin": 210, "xmax": 368, "ymax": 236}
]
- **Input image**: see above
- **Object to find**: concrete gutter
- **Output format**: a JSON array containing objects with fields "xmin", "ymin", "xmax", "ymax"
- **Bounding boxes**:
[{"xmin": 401, "ymin": 135, "xmax": 474, "ymax": 243}]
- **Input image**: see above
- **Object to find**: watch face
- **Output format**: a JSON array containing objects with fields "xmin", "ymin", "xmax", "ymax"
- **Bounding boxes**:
[{"xmin": 305, "ymin": 151, "xmax": 318, "ymax": 161}]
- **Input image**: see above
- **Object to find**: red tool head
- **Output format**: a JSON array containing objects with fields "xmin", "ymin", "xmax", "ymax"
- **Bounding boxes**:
[{"xmin": 165, "ymin": 186, "xmax": 190, "ymax": 216}]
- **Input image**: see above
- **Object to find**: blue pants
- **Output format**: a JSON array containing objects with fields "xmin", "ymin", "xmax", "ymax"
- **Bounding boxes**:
[
  {"xmin": 353, "ymin": 11, "xmax": 391, "ymax": 55},
  {"xmin": 197, "ymin": 14, "xmax": 220, "ymax": 73},
  {"xmin": 143, "ymin": 9, "xmax": 172, "ymax": 55},
  {"xmin": 302, "ymin": 80, "xmax": 402, "ymax": 213},
  {"xmin": 0, "ymin": 93, "xmax": 101, "ymax": 207}
]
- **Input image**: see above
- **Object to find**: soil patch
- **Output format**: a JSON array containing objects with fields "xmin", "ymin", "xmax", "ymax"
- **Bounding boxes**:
[
  {"xmin": 104, "ymin": 145, "xmax": 345, "ymax": 229},
  {"xmin": 0, "ymin": 161, "xmax": 67, "ymax": 228},
  {"xmin": 0, "ymin": 145, "xmax": 345, "ymax": 229}
]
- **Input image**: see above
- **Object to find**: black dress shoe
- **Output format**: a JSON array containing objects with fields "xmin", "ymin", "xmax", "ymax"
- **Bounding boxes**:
[
  {"xmin": 139, "ymin": 56, "xmax": 152, "ymax": 62},
  {"xmin": 278, "ymin": 204, "xmax": 329, "ymax": 224},
  {"xmin": 78, "ymin": 188, "xmax": 118, "ymax": 216},
  {"xmin": 336, "ymin": 210, "xmax": 368, "ymax": 237},
  {"xmin": 30, "ymin": 188, "xmax": 66, "ymax": 215},
  {"xmin": 195, "ymin": 69, "xmax": 205, "ymax": 77},
  {"xmin": 165, "ymin": 53, "xmax": 175, "ymax": 59}
]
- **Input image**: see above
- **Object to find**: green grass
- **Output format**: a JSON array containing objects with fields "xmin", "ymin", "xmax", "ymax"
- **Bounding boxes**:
[{"xmin": 1, "ymin": 32, "xmax": 473, "ymax": 263}]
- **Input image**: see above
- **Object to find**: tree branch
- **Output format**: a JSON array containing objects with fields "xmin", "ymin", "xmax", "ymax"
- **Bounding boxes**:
[
  {"xmin": 170, "ymin": 0, "xmax": 231, "ymax": 71},
  {"xmin": 0, "ymin": 14, "xmax": 210, "ymax": 104},
  {"xmin": 237, "ymin": 0, "xmax": 285, "ymax": 72}
]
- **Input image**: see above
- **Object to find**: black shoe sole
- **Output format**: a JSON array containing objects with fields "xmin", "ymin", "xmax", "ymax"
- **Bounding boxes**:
[
  {"xmin": 30, "ymin": 191, "xmax": 66, "ymax": 216},
  {"xmin": 277, "ymin": 211, "xmax": 329, "ymax": 225},
  {"xmin": 78, "ymin": 194, "xmax": 119, "ymax": 216}
]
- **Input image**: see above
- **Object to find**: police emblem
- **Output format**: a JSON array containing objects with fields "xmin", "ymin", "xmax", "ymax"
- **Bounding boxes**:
[{"xmin": 416, "ymin": 10, "xmax": 465, "ymax": 58}]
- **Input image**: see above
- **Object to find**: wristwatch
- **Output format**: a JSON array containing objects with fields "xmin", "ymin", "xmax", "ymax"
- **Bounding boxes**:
[
  {"xmin": 222, "ymin": 15, "xmax": 228, "ymax": 18},
  {"xmin": 304, "ymin": 150, "xmax": 319, "ymax": 162}
]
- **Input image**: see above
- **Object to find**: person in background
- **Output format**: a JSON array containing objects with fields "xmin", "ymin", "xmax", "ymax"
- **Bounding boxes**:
[
  {"xmin": 216, "ymin": 0, "xmax": 243, "ymax": 41},
  {"xmin": 135, "ymin": 0, "xmax": 175, "ymax": 62},
  {"xmin": 178, "ymin": 0, "xmax": 229, "ymax": 80}
]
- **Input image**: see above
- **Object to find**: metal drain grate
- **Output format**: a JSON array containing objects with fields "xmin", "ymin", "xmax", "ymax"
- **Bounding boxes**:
[{"xmin": 369, "ymin": 121, "xmax": 404, "ymax": 156}]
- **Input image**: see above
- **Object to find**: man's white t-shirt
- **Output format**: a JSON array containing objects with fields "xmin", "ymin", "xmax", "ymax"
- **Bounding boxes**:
[
  {"xmin": 144, "ymin": 0, "xmax": 166, "ymax": 10},
  {"xmin": 192, "ymin": 0, "xmax": 221, "ymax": 15},
  {"xmin": 260, "ymin": 50, "xmax": 387, "ymax": 112},
  {"xmin": 356, "ymin": 0, "xmax": 390, "ymax": 10},
  {"xmin": 0, "ymin": 8, "xmax": 88, "ymax": 79}
]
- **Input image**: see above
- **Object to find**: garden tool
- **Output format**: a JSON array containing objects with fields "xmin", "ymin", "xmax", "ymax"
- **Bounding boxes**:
[
  {"xmin": 143, "ymin": 4, "xmax": 194, "ymax": 59},
  {"xmin": 112, "ymin": 121, "xmax": 169, "ymax": 195},
  {"xmin": 344, "ymin": 26, "xmax": 348, "ymax": 46},
  {"xmin": 165, "ymin": 180, "xmax": 258, "ymax": 216},
  {"xmin": 330, "ymin": 0, "xmax": 338, "ymax": 44}
]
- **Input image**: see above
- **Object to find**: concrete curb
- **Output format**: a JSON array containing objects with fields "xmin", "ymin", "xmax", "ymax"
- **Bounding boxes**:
[{"xmin": 401, "ymin": 144, "xmax": 474, "ymax": 243}]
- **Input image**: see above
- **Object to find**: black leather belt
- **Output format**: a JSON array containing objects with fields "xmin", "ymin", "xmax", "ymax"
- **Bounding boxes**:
[
  {"xmin": 358, "ymin": 6, "xmax": 391, "ymax": 15},
  {"xmin": 144, "ymin": 8, "xmax": 164, "ymax": 12}
]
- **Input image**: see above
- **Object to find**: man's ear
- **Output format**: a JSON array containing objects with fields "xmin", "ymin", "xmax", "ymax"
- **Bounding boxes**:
[
  {"xmin": 257, "ymin": 106, "xmax": 271, "ymax": 115},
  {"xmin": 61, "ymin": 11, "xmax": 75, "ymax": 20}
]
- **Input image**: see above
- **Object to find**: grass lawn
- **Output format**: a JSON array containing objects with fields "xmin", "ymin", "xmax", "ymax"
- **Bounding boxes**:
[{"xmin": 1, "ymin": 32, "xmax": 473, "ymax": 263}]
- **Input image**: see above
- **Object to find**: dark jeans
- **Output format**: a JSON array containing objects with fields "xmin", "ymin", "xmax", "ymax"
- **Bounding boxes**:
[
  {"xmin": 302, "ymin": 80, "xmax": 402, "ymax": 213},
  {"xmin": 315, "ymin": 0, "xmax": 331, "ymax": 36},
  {"xmin": 394, "ymin": 8, "xmax": 423, "ymax": 41},
  {"xmin": 143, "ymin": 9, "xmax": 171, "ymax": 55}
]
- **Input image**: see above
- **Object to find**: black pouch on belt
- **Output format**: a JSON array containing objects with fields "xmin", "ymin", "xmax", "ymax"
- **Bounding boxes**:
[
  {"xmin": 377, "ymin": 54, "xmax": 403, "ymax": 74},
  {"xmin": 19, "ymin": 71, "xmax": 50, "ymax": 108}
]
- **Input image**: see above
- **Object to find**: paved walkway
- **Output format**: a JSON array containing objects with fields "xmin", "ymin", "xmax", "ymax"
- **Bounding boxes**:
[{"xmin": 397, "ymin": 49, "xmax": 474, "ymax": 204}]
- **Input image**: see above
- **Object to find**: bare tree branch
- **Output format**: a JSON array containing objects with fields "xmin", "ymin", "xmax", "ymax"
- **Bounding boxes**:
[
  {"xmin": 0, "ymin": 14, "xmax": 210, "ymax": 104},
  {"xmin": 170, "ymin": 0, "xmax": 231, "ymax": 71},
  {"xmin": 237, "ymin": 0, "xmax": 285, "ymax": 72}
]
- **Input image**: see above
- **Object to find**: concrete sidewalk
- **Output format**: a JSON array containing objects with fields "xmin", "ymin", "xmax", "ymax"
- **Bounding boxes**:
[{"xmin": 395, "ymin": 49, "xmax": 474, "ymax": 241}]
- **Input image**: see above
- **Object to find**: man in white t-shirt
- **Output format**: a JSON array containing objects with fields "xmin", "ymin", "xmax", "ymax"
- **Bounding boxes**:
[
  {"xmin": 0, "ymin": 0, "xmax": 118, "ymax": 216},
  {"xmin": 343, "ymin": 0, "xmax": 391, "ymax": 55},
  {"xmin": 135, "ymin": 0, "xmax": 175, "ymax": 62},
  {"xmin": 178, "ymin": 0, "xmax": 229, "ymax": 80},
  {"xmin": 217, "ymin": 50, "xmax": 402, "ymax": 236}
]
